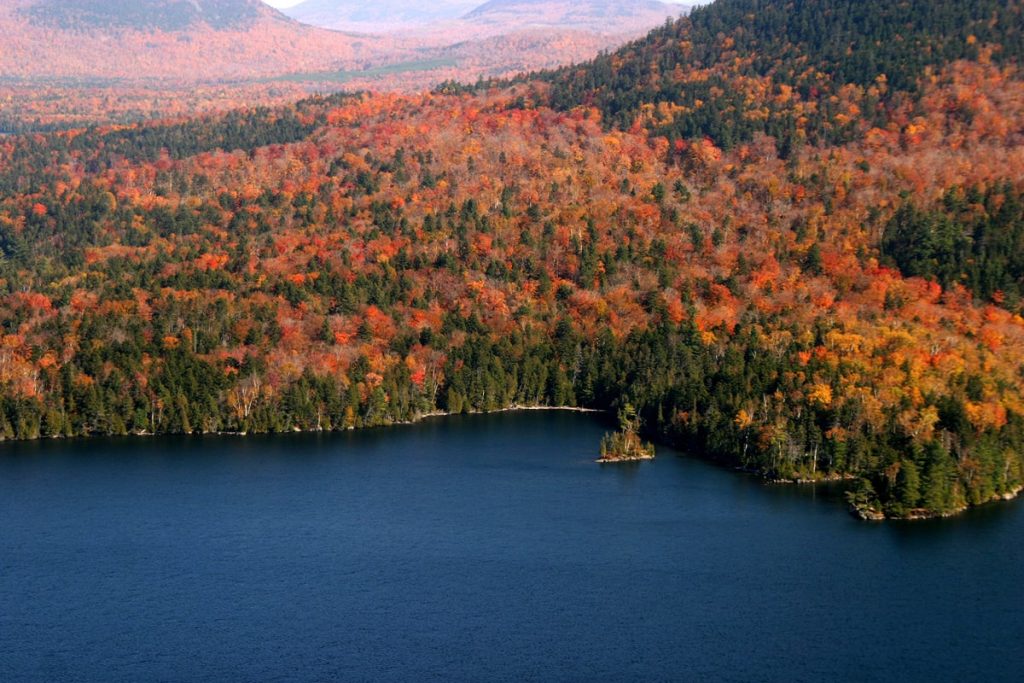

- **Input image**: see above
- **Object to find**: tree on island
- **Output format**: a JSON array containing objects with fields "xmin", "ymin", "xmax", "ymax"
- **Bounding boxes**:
[{"xmin": 598, "ymin": 403, "xmax": 655, "ymax": 462}]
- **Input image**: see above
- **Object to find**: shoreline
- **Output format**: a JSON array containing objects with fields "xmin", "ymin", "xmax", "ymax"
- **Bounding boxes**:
[
  {"xmin": 205, "ymin": 404, "xmax": 606, "ymax": 437},
  {"xmin": 409, "ymin": 405, "xmax": 604, "ymax": 422},
  {"xmin": 6, "ymin": 405, "xmax": 1021, "ymax": 522},
  {"xmin": 767, "ymin": 473, "xmax": 857, "ymax": 485},
  {"xmin": 851, "ymin": 485, "xmax": 1024, "ymax": 521},
  {"xmin": 596, "ymin": 453, "xmax": 656, "ymax": 464},
  {"xmin": 16, "ymin": 404, "xmax": 608, "ymax": 441}
]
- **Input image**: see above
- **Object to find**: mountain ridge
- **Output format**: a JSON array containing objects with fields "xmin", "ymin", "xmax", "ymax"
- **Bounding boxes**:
[
  {"xmin": 287, "ymin": 0, "xmax": 479, "ymax": 32},
  {"xmin": 20, "ymin": 0, "xmax": 279, "ymax": 32},
  {"xmin": 465, "ymin": 0, "xmax": 676, "ymax": 20},
  {"xmin": 0, "ymin": 0, "xmax": 389, "ymax": 82},
  {"xmin": 284, "ymin": 0, "xmax": 687, "ymax": 35}
]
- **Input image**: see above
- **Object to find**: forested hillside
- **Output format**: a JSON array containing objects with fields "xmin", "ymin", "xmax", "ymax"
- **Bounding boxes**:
[
  {"xmin": 1, "ymin": 0, "xmax": 1023, "ymax": 519},
  {"xmin": 21, "ymin": 0, "xmax": 267, "ymax": 31},
  {"xmin": 538, "ymin": 0, "xmax": 1024, "ymax": 147}
]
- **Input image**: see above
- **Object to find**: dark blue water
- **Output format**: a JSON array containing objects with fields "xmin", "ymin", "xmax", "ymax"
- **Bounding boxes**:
[{"xmin": 1, "ymin": 411, "xmax": 1021, "ymax": 682}]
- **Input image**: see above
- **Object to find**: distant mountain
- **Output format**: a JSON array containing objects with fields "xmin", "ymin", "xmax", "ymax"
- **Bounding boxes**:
[
  {"xmin": 0, "ymin": 0, "xmax": 691, "ymax": 112},
  {"xmin": 286, "ymin": 0, "xmax": 479, "ymax": 32},
  {"xmin": 19, "ymin": 0, "xmax": 271, "ymax": 32},
  {"xmin": 1, "ymin": 0, "xmax": 685, "ymax": 85},
  {"xmin": 463, "ymin": 0, "xmax": 683, "ymax": 32},
  {"xmin": 275, "ymin": 0, "xmax": 693, "ymax": 92},
  {"xmin": 0, "ymin": 0, "xmax": 407, "ymax": 82},
  {"xmin": 285, "ymin": 0, "xmax": 688, "ymax": 36}
]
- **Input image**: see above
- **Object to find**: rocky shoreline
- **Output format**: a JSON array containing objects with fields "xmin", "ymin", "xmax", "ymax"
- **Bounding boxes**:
[
  {"xmin": 596, "ymin": 451, "xmax": 656, "ymax": 464},
  {"xmin": 850, "ymin": 485, "xmax": 1024, "ymax": 521},
  {"xmin": 767, "ymin": 472, "xmax": 857, "ymax": 485},
  {"xmin": 411, "ymin": 405, "xmax": 604, "ymax": 422}
]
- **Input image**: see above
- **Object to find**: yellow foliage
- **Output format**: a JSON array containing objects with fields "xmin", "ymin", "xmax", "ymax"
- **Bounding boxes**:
[
  {"xmin": 808, "ymin": 383, "xmax": 833, "ymax": 408},
  {"xmin": 734, "ymin": 409, "xmax": 754, "ymax": 429}
]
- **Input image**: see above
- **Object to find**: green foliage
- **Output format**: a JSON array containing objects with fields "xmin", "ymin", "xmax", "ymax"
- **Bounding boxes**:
[
  {"xmin": 599, "ymin": 402, "xmax": 655, "ymax": 461},
  {"xmin": 882, "ymin": 183, "xmax": 1024, "ymax": 311}
]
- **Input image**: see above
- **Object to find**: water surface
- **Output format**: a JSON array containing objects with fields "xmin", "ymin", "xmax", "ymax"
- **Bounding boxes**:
[{"xmin": 1, "ymin": 411, "xmax": 1021, "ymax": 681}]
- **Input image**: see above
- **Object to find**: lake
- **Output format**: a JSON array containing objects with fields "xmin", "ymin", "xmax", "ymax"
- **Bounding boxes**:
[{"xmin": 1, "ymin": 411, "xmax": 1021, "ymax": 681}]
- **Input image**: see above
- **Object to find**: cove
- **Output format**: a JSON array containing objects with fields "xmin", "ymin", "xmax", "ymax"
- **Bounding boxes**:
[{"xmin": 1, "ymin": 411, "xmax": 1021, "ymax": 681}]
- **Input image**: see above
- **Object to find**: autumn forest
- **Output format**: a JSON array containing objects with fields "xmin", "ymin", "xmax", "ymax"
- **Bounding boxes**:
[{"xmin": 2, "ymin": 0, "xmax": 1024, "ymax": 519}]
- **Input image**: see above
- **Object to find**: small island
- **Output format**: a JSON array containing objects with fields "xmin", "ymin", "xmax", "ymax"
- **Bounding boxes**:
[{"xmin": 597, "ymin": 404, "xmax": 655, "ymax": 463}]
